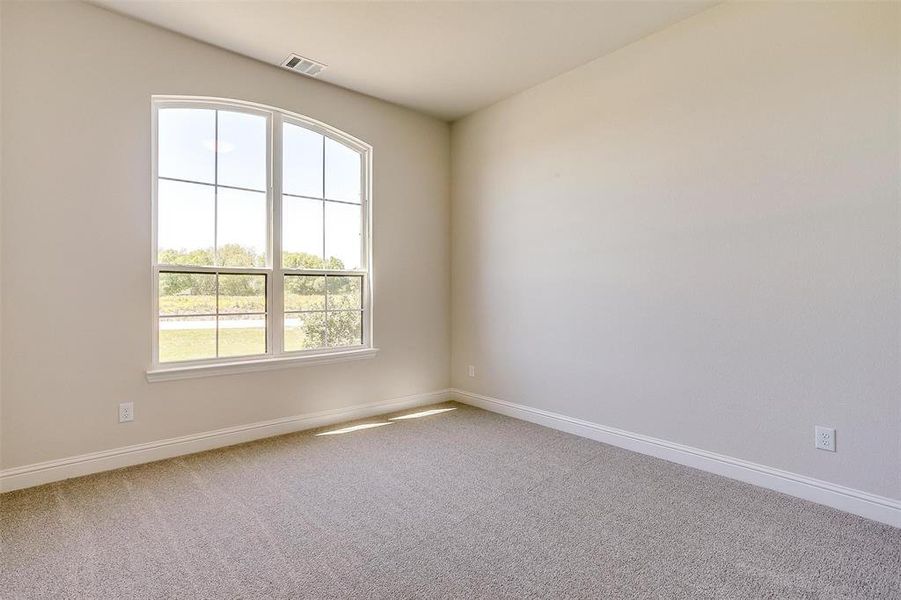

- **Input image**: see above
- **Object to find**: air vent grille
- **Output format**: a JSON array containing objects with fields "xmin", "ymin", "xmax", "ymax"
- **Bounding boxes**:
[{"xmin": 281, "ymin": 54, "xmax": 326, "ymax": 77}]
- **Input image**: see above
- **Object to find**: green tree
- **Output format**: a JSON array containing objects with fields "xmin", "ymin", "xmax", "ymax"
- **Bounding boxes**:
[
  {"xmin": 218, "ymin": 244, "xmax": 265, "ymax": 267},
  {"xmin": 158, "ymin": 247, "xmax": 215, "ymax": 268},
  {"xmin": 324, "ymin": 309, "xmax": 362, "ymax": 347}
]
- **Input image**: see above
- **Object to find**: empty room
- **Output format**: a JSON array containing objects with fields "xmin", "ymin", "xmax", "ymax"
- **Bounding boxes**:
[{"xmin": 1, "ymin": 0, "xmax": 899, "ymax": 598}]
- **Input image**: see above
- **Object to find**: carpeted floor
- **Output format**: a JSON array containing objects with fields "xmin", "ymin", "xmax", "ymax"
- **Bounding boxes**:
[{"xmin": 1, "ymin": 402, "xmax": 899, "ymax": 599}]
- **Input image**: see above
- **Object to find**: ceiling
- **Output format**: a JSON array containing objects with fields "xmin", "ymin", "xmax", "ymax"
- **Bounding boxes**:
[{"xmin": 94, "ymin": 1, "xmax": 717, "ymax": 121}]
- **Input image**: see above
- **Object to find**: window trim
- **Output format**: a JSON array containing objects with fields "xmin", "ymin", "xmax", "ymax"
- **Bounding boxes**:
[{"xmin": 149, "ymin": 96, "xmax": 375, "ymax": 380}]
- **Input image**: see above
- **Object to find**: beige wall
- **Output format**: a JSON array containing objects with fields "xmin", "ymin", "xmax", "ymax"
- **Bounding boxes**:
[
  {"xmin": 0, "ymin": 1, "xmax": 450, "ymax": 468},
  {"xmin": 451, "ymin": 2, "xmax": 901, "ymax": 500}
]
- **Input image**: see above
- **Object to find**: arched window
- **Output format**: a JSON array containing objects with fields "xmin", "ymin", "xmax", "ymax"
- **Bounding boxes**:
[{"xmin": 149, "ymin": 97, "xmax": 373, "ymax": 379}]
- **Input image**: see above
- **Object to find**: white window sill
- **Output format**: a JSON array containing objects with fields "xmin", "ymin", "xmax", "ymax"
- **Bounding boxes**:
[{"xmin": 146, "ymin": 348, "xmax": 379, "ymax": 382}]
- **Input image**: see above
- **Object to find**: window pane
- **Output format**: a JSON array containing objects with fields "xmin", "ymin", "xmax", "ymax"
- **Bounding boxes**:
[
  {"xmin": 218, "ymin": 315, "xmax": 266, "ymax": 357},
  {"xmin": 217, "ymin": 111, "xmax": 267, "ymax": 191},
  {"xmin": 327, "ymin": 311, "xmax": 362, "ymax": 348},
  {"xmin": 284, "ymin": 312, "xmax": 325, "ymax": 351},
  {"xmin": 217, "ymin": 188, "xmax": 267, "ymax": 266},
  {"xmin": 218, "ymin": 274, "xmax": 266, "ymax": 314},
  {"xmin": 157, "ymin": 179, "xmax": 215, "ymax": 266},
  {"xmin": 283, "ymin": 196, "xmax": 324, "ymax": 268},
  {"xmin": 327, "ymin": 276, "xmax": 362, "ymax": 310},
  {"xmin": 325, "ymin": 138, "xmax": 361, "ymax": 203},
  {"xmin": 158, "ymin": 108, "xmax": 215, "ymax": 184},
  {"xmin": 158, "ymin": 273, "xmax": 216, "ymax": 316},
  {"xmin": 324, "ymin": 201, "xmax": 361, "ymax": 270},
  {"xmin": 284, "ymin": 275, "xmax": 325, "ymax": 311},
  {"xmin": 283, "ymin": 123, "xmax": 323, "ymax": 198},
  {"xmin": 159, "ymin": 316, "xmax": 216, "ymax": 362}
]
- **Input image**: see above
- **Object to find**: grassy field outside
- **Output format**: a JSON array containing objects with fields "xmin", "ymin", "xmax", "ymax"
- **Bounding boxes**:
[
  {"xmin": 158, "ymin": 313, "xmax": 361, "ymax": 362},
  {"xmin": 158, "ymin": 272, "xmax": 362, "ymax": 362},
  {"xmin": 159, "ymin": 293, "xmax": 357, "ymax": 315},
  {"xmin": 158, "ymin": 327, "xmax": 264, "ymax": 363}
]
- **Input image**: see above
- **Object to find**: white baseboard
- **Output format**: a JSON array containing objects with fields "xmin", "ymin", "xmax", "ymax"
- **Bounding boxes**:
[
  {"xmin": 7, "ymin": 387, "xmax": 897, "ymax": 529},
  {"xmin": 451, "ymin": 388, "xmax": 901, "ymax": 529},
  {"xmin": 0, "ymin": 389, "xmax": 453, "ymax": 493}
]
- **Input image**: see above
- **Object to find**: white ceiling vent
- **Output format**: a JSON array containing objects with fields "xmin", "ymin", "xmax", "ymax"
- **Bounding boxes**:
[{"xmin": 281, "ymin": 54, "xmax": 327, "ymax": 77}]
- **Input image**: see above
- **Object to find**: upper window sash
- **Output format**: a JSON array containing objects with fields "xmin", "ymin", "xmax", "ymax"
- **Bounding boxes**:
[
  {"xmin": 152, "ymin": 97, "xmax": 371, "ymax": 275},
  {"xmin": 154, "ymin": 100, "xmax": 273, "ymax": 271}
]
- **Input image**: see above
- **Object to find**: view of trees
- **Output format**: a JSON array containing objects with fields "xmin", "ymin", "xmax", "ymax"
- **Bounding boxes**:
[
  {"xmin": 158, "ymin": 244, "xmax": 362, "ymax": 362},
  {"xmin": 158, "ymin": 244, "xmax": 348, "ymax": 272}
]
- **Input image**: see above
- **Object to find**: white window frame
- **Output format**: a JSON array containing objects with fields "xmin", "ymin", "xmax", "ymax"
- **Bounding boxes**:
[{"xmin": 147, "ymin": 96, "xmax": 376, "ymax": 382}]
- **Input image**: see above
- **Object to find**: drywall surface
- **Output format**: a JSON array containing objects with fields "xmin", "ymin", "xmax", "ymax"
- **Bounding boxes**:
[
  {"xmin": 451, "ymin": 2, "xmax": 900, "ymax": 499},
  {"xmin": 0, "ymin": 1, "xmax": 450, "ymax": 468}
]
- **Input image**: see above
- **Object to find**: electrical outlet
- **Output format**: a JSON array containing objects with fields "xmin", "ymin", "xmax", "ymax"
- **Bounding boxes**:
[
  {"xmin": 468, "ymin": 365, "xmax": 475, "ymax": 377},
  {"xmin": 119, "ymin": 402, "xmax": 134, "ymax": 423},
  {"xmin": 815, "ymin": 426, "xmax": 835, "ymax": 452}
]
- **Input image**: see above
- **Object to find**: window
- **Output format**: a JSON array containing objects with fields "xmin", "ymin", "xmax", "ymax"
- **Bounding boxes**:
[{"xmin": 151, "ymin": 97, "xmax": 373, "ymax": 378}]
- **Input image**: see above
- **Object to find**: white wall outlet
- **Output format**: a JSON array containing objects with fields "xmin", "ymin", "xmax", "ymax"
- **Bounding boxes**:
[
  {"xmin": 468, "ymin": 365, "xmax": 476, "ymax": 377},
  {"xmin": 815, "ymin": 426, "xmax": 835, "ymax": 452},
  {"xmin": 119, "ymin": 402, "xmax": 134, "ymax": 423}
]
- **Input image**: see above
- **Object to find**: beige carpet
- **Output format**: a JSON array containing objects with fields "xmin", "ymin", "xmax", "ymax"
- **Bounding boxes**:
[{"xmin": 2, "ymin": 401, "xmax": 899, "ymax": 599}]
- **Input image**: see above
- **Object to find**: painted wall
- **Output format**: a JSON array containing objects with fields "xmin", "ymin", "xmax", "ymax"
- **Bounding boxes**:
[
  {"xmin": 0, "ymin": 1, "xmax": 450, "ymax": 468},
  {"xmin": 451, "ymin": 2, "xmax": 900, "ymax": 499}
]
